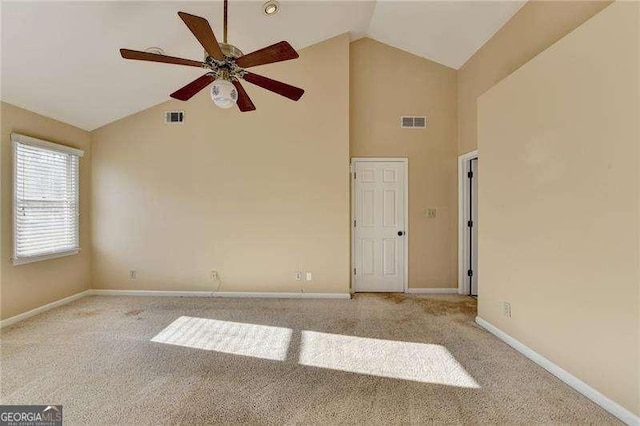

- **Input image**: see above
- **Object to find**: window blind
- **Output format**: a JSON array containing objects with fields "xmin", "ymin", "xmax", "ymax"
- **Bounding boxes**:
[{"xmin": 12, "ymin": 134, "xmax": 83, "ymax": 265}]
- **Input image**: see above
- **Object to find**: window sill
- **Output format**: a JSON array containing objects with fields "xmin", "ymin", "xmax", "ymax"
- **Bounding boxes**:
[{"xmin": 12, "ymin": 249, "xmax": 80, "ymax": 266}]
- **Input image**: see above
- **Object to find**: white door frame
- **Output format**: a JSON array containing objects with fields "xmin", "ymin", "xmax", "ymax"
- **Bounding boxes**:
[
  {"xmin": 458, "ymin": 150, "xmax": 478, "ymax": 295},
  {"xmin": 351, "ymin": 157, "xmax": 409, "ymax": 293}
]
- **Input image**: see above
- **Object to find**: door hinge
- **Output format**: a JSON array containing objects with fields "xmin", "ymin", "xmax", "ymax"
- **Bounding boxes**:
[
  {"xmin": 467, "ymin": 220, "xmax": 473, "ymax": 228},
  {"xmin": 353, "ymin": 220, "xmax": 357, "ymax": 227},
  {"xmin": 467, "ymin": 269, "xmax": 473, "ymax": 277},
  {"xmin": 354, "ymin": 268, "xmax": 357, "ymax": 275},
  {"xmin": 468, "ymin": 171, "xmax": 474, "ymax": 178},
  {"xmin": 353, "ymin": 172, "xmax": 356, "ymax": 179}
]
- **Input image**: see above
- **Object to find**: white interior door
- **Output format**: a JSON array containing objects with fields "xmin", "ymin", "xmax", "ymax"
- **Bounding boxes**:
[{"xmin": 353, "ymin": 160, "xmax": 406, "ymax": 292}]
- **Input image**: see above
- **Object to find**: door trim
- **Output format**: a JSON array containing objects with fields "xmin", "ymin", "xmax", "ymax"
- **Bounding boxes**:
[
  {"xmin": 457, "ymin": 150, "xmax": 478, "ymax": 295},
  {"xmin": 350, "ymin": 157, "xmax": 409, "ymax": 293}
]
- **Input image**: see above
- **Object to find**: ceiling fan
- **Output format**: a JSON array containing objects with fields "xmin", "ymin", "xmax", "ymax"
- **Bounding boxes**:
[{"xmin": 119, "ymin": 0, "xmax": 304, "ymax": 112}]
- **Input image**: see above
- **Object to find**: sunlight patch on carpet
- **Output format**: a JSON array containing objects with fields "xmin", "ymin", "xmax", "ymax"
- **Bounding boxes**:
[
  {"xmin": 151, "ymin": 316, "xmax": 292, "ymax": 361},
  {"xmin": 298, "ymin": 331, "xmax": 479, "ymax": 388}
]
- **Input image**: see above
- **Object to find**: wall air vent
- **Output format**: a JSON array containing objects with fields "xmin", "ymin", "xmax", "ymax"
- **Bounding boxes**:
[
  {"xmin": 165, "ymin": 111, "xmax": 185, "ymax": 124},
  {"xmin": 400, "ymin": 116, "xmax": 427, "ymax": 129}
]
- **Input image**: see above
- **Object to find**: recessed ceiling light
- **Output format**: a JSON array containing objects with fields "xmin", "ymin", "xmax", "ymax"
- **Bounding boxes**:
[
  {"xmin": 263, "ymin": 0, "xmax": 279, "ymax": 16},
  {"xmin": 144, "ymin": 47, "xmax": 165, "ymax": 55}
]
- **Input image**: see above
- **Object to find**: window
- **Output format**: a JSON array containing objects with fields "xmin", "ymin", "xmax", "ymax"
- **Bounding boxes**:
[{"xmin": 12, "ymin": 134, "xmax": 84, "ymax": 265}]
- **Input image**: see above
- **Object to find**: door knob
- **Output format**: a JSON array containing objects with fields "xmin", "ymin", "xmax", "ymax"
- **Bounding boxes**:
[{"xmin": 397, "ymin": 231, "xmax": 404, "ymax": 236}]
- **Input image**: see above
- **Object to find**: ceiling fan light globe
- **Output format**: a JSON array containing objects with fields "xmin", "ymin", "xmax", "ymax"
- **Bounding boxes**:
[
  {"xmin": 211, "ymin": 79, "xmax": 238, "ymax": 109},
  {"xmin": 214, "ymin": 98, "xmax": 236, "ymax": 109}
]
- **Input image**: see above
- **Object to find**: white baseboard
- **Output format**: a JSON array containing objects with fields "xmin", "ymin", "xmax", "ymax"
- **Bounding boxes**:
[
  {"xmin": 90, "ymin": 289, "xmax": 351, "ymax": 300},
  {"xmin": 0, "ymin": 290, "xmax": 91, "ymax": 329},
  {"xmin": 476, "ymin": 316, "xmax": 639, "ymax": 426},
  {"xmin": 405, "ymin": 288, "xmax": 458, "ymax": 294},
  {"xmin": 88, "ymin": 289, "xmax": 214, "ymax": 297}
]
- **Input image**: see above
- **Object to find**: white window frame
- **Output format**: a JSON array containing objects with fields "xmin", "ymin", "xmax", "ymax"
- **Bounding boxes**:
[{"xmin": 12, "ymin": 133, "xmax": 84, "ymax": 266}]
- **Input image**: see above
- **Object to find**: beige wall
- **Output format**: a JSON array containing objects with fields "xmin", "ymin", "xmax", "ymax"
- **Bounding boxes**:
[
  {"xmin": 458, "ymin": 0, "xmax": 612, "ymax": 155},
  {"xmin": 478, "ymin": 1, "xmax": 638, "ymax": 416},
  {"xmin": 350, "ymin": 38, "xmax": 458, "ymax": 289},
  {"xmin": 0, "ymin": 102, "xmax": 92, "ymax": 320},
  {"xmin": 91, "ymin": 34, "xmax": 351, "ymax": 294}
]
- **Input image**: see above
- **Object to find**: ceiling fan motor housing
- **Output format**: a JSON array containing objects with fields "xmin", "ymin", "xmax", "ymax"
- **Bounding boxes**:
[
  {"xmin": 204, "ymin": 43, "xmax": 243, "ymax": 62},
  {"xmin": 221, "ymin": 43, "xmax": 243, "ymax": 59},
  {"xmin": 204, "ymin": 43, "xmax": 246, "ymax": 83}
]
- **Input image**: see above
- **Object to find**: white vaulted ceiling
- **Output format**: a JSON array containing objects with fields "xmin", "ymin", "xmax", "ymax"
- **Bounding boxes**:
[
  {"xmin": 368, "ymin": 1, "xmax": 525, "ymax": 69},
  {"xmin": 0, "ymin": 1, "xmax": 525, "ymax": 130}
]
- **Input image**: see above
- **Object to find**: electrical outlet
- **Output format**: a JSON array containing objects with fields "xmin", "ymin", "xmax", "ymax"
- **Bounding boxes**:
[
  {"xmin": 210, "ymin": 270, "xmax": 219, "ymax": 280},
  {"xmin": 426, "ymin": 208, "xmax": 437, "ymax": 219},
  {"xmin": 295, "ymin": 272, "xmax": 302, "ymax": 281},
  {"xmin": 503, "ymin": 302, "xmax": 511, "ymax": 318},
  {"xmin": 306, "ymin": 272, "xmax": 312, "ymax": 281},
  {"xmin": 129, "ymin": 270, "xmax": 137, "ymax": 279}
]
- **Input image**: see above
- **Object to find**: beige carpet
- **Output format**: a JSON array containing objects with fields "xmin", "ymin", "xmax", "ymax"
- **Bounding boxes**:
[{"xmin": 0, "ymin": 293, "xmax": 619, "ymax": 424}]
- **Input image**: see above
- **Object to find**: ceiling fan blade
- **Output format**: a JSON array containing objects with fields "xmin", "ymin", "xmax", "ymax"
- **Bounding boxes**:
[
  {"xmin": 235, "ymin": 41, "xmax": 299, "ymax": 68},
  {"xmin": 170, "ymin": 74, "xmax": 215, "ymax": 101},
  {"xmin": 242, "ymin": 72, "xmax": 304, "ymax": 101},
  {"xmin": 232, "ymin": 80, "xmax": 256, "ymax": 112},
  {"xmin": 120, "ymin": 49, "xmax": 203, "ymax": 68},
  {"xmin": 178, "ymin": 11, "xmax": 225, "ymax": 61}
]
